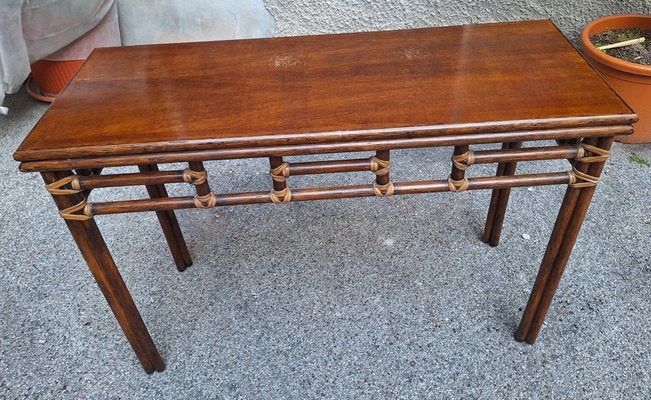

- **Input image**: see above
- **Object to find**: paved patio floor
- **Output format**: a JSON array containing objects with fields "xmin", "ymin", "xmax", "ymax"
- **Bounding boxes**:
[{"xmin": 1, "ymin": 89, "xmax": 650, "ymax": 398}]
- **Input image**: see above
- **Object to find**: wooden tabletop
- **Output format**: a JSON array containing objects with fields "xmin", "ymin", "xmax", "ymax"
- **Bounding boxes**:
[{"xmin": 15, "ymin": 20, "xmax": 634, "ymax": 162}]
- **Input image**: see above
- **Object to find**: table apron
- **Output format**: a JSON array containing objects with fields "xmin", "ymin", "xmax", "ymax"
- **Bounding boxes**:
[{"xmin": 18, "ymin": 125, "xmax": 631, "ymax": 172}]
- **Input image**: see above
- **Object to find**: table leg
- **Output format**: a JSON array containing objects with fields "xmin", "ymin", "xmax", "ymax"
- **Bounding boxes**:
[
  {"xmin": 138, "ymin": 164, "xmax": 192, "ymax": 271},
  {"xmin": 515, "ymin": 137, "xmax": 613, "ymax": 343},
  {"xmin": 482, "ymin": 142, "xmax": 522, "ymax": 246},
  {"xmin": 42, "ymin": 171, "xmax": 165, "ymax": 373}
]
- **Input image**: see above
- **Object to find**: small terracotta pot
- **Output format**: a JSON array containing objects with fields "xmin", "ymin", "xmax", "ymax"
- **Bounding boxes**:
[
  {"xmin": 581, "ymin": 14, "xmax": 651, "ymax": 144},
  {"xmin": 28, "ymin": 59, "xmax": 84, "ymax": 102}
]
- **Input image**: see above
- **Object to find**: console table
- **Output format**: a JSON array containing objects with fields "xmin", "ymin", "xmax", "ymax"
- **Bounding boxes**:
[{"xmin": 14, "ymin": 20, "xmax": 637, "ymax": 373}]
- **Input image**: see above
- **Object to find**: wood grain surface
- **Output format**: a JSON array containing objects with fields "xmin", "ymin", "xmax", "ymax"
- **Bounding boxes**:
[{"xmin": 15, "ymin": 20, "xmax": 634, "ymax": 162}]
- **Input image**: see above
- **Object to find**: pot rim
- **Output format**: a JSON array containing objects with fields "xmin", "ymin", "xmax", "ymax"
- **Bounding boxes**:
[{"xmin": 581, "ymin": 14, "xmax": 651, "ymax": 77}]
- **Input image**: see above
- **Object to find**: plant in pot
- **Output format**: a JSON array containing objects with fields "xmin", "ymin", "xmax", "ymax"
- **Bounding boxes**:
[{"xmin": 581, "ymin": 14, "xmax": 651, "ymax": 144}]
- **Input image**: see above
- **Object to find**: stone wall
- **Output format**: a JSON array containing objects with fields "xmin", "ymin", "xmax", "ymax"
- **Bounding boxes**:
[{"xmin": 263, "ymin": 0, "xmax": 650, "ymax": 42}]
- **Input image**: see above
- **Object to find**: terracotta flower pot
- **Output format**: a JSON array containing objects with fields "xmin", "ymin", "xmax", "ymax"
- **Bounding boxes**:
[
  {"xmin": 581, "ymin": 14, "xmax": 651, "ymax": 144},
  {"xmin": 28, "ymin": 59, "xmax": 84, "ymax": 102}
]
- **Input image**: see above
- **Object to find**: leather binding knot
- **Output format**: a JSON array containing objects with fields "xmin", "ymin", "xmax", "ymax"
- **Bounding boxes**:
[
  {"xmin": 45, "ymin": 175, "xmax": 82, "ymax": 195},
  {"xmin": 448, "ymin": 176, "xmax": 469, "ymax": 192},
  {"xmin": 270, "ymin": 187, "xmax": 292, "ymax": 203},
  {"xmin": 369, "ymin": 156, "xmax": 390, "ymax": 176},
  {"xmin": 576, "ymin": 143, "xmax": 610, "ymax": 163},
  {"xmin": 568, "ymin": 168, "xmax": 600, "ymax": 188},
  {"xmin": 451, "ymin": 151, "xmax": 474, "ymax": 171},
  {"xmin": 373, "ymin": 182, "xmax": 395, "ymax": 197},
  {"xmin": 183, "ymin": 169, "xmax": 208, "ymax": 185},
  {"xmin": 59, "ymin": 200, "xmax": 93, "ymax": 221},
  {"xmin": 193, "ymin": 192, "xmax": 217, "ymax": 208},
  {"xmin": 270, "ymin": 162, "xmax": 290, "ymax": 183}
]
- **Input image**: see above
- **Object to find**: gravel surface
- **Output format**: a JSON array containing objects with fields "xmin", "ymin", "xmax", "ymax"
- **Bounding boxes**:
[{"xmin": 1, "ymin": 88, "xmax": 650, "ymax": 399}]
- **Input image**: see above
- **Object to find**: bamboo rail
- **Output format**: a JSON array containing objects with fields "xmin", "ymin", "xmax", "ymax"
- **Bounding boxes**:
[
  {"xmin": 288, "ymin": 158, "xmax": 371, "ymax": 175},
  {"xmin": 87, "ymin": 172, "xmax": 572, "ymax": 216},
  {"xmin": 55, "ymin": 145, "xmax": 585, "ymax": 191},
  {"xmin": 77, "ymin": 170, "xmax": 186, "ymax": 189}
]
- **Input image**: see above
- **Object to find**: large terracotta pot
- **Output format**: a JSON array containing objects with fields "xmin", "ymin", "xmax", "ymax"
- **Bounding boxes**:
[
  {"xmin": 28, "ymin": 60, "xmax": 85, "ymax": 102},
  {"xmin": 581, "ymin": 14, "xmax": 651, "ymax": 144}
]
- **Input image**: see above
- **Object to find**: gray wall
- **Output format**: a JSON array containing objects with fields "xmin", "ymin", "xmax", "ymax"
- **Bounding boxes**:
[{"xmin": 263, "ymin": 0, "xmax": 650, "ymax": 43}]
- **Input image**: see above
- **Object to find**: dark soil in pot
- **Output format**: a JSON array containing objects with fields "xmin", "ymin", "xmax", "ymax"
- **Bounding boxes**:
[{"xmin": 590, "ymin": 28, "xmax": 651, "ymax": 65}]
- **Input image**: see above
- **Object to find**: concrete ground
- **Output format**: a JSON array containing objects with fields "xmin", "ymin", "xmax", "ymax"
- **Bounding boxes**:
[{"xmin": 1, "ymin": 88, "xmax": 650, "ymax": 399}]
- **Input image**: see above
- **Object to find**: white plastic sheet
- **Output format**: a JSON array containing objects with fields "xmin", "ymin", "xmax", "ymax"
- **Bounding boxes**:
[
  {"xmin": 117, "ymin": 0, "xmax": 275, "ymax": 45},
  {"xmin": 1, "ymin": 0, "xmax": 275, "ymax": 109},
  {"xmin": 0, "ymin": 0, "xmax": 114, "ymax": 107}
]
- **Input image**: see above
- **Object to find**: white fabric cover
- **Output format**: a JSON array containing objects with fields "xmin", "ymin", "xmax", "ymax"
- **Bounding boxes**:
[
  {"xmin": 117, "ymin": 0, "xmax": 275, "ymax": 45},
  {"xmin": 0, "ymin": 0, "xmax": 275, "ymax": 110},
  {"xmin": 0, "ymin": 0, "xmax": 114, "ymax": 106},
  {"xmin": 46, "ymin": 3, "xmax": 121, "ymax": 62}
]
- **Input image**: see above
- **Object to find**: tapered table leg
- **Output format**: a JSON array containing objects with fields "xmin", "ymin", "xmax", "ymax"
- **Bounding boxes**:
[
  {"xmin": 138, "ymin": 164, "xmax": 192, "ymax": 271},
  {"xmin": 483, "ymin": 142, "xmax": 522, "ymax": 246},
  {"xmin": 515, "ymin": 137, "xmax": 613, "ymax": 343},
  {"xmin": 42, "ymin": 171, "xmax": 165, "ymax": 373}
]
